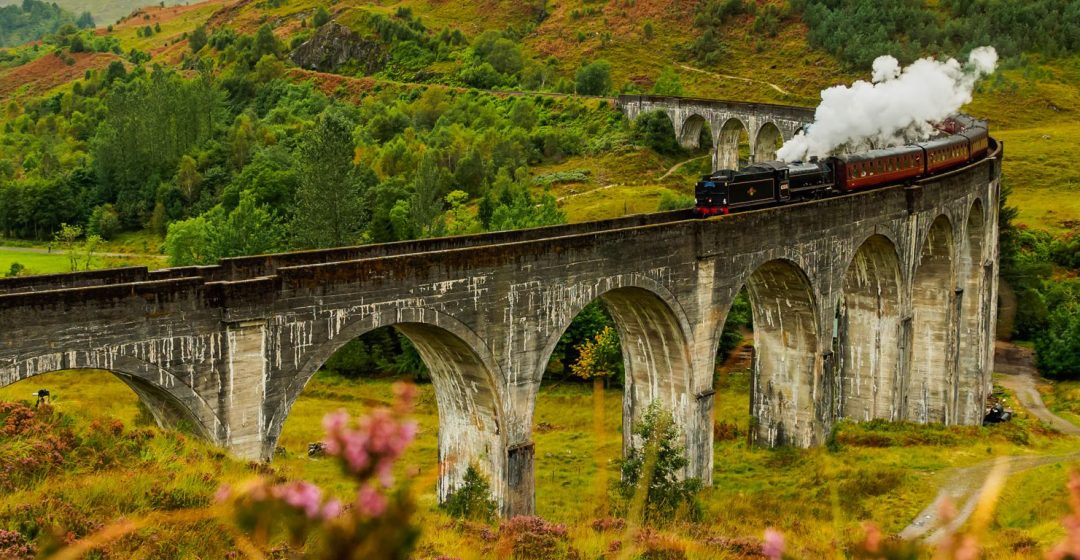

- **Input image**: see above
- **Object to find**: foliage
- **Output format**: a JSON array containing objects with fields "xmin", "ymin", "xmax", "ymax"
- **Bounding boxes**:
[
  {"xmin": 570, "ymin": 326, "xmax": 623, "ymax": 383},
  {"xmin": 442, "ymin": 464, "xmax": 498, "ymax": 523},
  {"xmin": 1035, "ymin": 280, "xmax": 1080, "ymax": 379},
  {"xmin": 716, "ymin": 289, "xmax": 752, "ymax": 363},
  {"xmin": 633, "ymin": 111, "xmax": 682, "ymax": 155},
  {"xmin": 574, "ymin": 60, "xmax": 611, "ymax": 96},
  {"xmin": 613, "ymin": 402, "xmax": 703, "ymax": 525},
  {"xmin": 657, "ymin": 191, "xmax": 694, "ymax": 211},
  {"xmin": 324, "ymin": 329, "xmax": 431, "ymax": 382},
  {"xmin": 0, "ymin": 0, "xmax": 77, "ymax": 48},
  {"xmin": 791, "ymin": 0, "xmax": 1080, "ymax": 68}
]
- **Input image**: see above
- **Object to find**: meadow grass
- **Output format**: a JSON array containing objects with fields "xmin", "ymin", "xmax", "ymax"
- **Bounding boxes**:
[{"xmin": 3, "ymin": 367, "xmax": 1079, "ymax": 558}]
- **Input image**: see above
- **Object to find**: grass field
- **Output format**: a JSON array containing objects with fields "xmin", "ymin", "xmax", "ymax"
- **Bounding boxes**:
[{"xmin": 2, "ymin": 364, "xmax": 1079, "ymax": 557}]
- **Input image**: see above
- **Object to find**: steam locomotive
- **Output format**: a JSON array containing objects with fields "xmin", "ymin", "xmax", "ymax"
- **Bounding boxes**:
[{"xmin": 694, "ymin": 118, "xmax": 990, "ymax": 216}]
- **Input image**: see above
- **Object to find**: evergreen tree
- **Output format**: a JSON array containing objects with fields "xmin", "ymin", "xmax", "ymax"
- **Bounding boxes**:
[{"xmin": 291, "ymin": 108, "xmax": 371, "ymax": 248}]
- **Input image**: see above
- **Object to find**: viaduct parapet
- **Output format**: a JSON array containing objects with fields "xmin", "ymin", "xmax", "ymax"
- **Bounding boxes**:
[
  {"xmin": 617, "ymin": 94, "xmax": 815, "ymax": 171},
  {"xmin": 0, "ymin": 126, "xmax": 1002, "ymax": 519}
]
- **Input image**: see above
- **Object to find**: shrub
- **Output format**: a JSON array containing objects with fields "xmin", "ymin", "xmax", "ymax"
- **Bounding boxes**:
[
  {"xmin": 442, "ymin": 465, "xmax": 498, "ymax": 523},
  {"xmin": 495, "ymin": 516, "xmax": 581, "ymax": 560},
  {"xmin": 657, "ymin": 191, "xmax": 694, "ymax": 211}
]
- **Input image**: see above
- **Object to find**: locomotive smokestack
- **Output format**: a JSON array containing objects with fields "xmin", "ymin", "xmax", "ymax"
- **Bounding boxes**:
[{"xmin": 777, "ymin": 46, "xmax": 998, "ymax": 162}]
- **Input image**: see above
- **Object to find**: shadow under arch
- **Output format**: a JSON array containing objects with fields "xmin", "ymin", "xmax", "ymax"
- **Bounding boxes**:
[
  {"xmin": 710, "ymin": 258, "xmax": 820, "ymax": 447},
  {"xmin": 533, "ymin": 279, "xmax": 696, "ymax": 460},
  {"xmin": 956, "ymin": 199, "xmax": 987, "ymax": 424},
  {"xmin": 754, "ymin": 121, "xmax": 784, "ymax": 163},
  {"xmin": 1, "ymin": 354, "xmax": 222, "ymax": 441},
  {"xmin": 716, "ymin": 118, "xmax": 750, "ymax": 171},
  {"xmin": 835, "ymin": 234, "xmax": 904, "ymax": 422},
  {"xmin": 679, "ymin": 113, "xmax": 712, "ymax": 150},
  {"xmin": 280, "ymin": 307, "xmax": 509, "ymax": 510},
  {"xmin": 908, "ymin": 215, "xmax": 956, "ymax": 424}
]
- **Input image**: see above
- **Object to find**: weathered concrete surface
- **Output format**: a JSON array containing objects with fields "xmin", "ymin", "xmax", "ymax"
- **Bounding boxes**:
[
  {"xmin": 617, "ymin": 95, "xmax": 814, "ymax": 170},
  {"xmin": 0, "ymin": 138, "xmax": 1002, "ymax": 517}
]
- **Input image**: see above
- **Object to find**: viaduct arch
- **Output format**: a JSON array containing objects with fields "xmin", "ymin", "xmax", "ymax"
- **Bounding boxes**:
[
  {"xmin": 0, "ymin": 107, "xmax": 1002, "ymax": 518},
  {"xmin": 617, "ymin": 95, "xmax": 814, "ymax": 171}
]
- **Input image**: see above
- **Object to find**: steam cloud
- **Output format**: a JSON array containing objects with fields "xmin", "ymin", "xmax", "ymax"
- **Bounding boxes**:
[{"xmin": 776, "ymin": 46, "xmax": 998, "ymax": 162}]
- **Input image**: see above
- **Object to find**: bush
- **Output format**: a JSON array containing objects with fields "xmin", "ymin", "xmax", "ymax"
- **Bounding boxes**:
[
  {"xmin": 442, "ymin": 464, "xmax": 498, "ymax": 522},
  {"xmin": 87, "ymin": 203, "xmax": 121, "ymax": 240},
  {"xmin": 657, "ymin": 191, "xmax": 694, "ymax": 211},
  {"xmin": 495, "ymin": 516, "xmax": 581, "ymax": 560},
  {"xmin": 1036, "ymin": 282, "xmax": 1080, "ymax": 379},
  {"xmin": 632, "ymin": 110, "xmax": 682, "ymax": 155}
]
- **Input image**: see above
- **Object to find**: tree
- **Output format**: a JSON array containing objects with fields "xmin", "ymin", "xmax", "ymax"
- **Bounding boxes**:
[
  {"xmin": 291, "ymin": 108, "xmax": 371, "ymax": 248},
  {"xmin": 253, "ymin": 24, "xmax": 280, "ymax": 60},
  {"xmin": 570, "ymin": 326, "xmax": 623, "ymax": 387},
  {"xmin": 614, "ymin": 402, "xmax": 703, "ymax": 525},
  {"xmin": 164, "ymin": 214, "xmax": 214, "ymax": 265},
  {"xmin": 53, "ymin": 223, "xmax": 83, "ymax": 271},
  {"xmin": 313, "ymin": 6, "xmax": 331, "ymax": 27},
  {"xmin": 575, "ymin": 59, "xmax": 612, "ymax": 95},
  {"xmin": 189, "ymin": 25, "xmax": 208, "ymax": 53},
  {"xmin": 441, "ymin": 464, "xmax": 497, "ymax": 522},
  {"xmin": 76, "ymin": 11, "xmax": 94, "ymax": 29}
]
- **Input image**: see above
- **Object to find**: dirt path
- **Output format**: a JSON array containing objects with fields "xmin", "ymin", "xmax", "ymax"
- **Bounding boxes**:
[
  {"xmin": 0, "ymin": 246, "xmax": 164, "ymax": 260},
  {"xmin": 900, "ymin": 342, "xmax": 1080, "ymax": 543},
  {"xmin": 677, "ymin": 64, "xmax": 794, "ymax": 97},
  {"xmin": 658, "ymin": 155, "xmax": 709, "ymax": 181}
]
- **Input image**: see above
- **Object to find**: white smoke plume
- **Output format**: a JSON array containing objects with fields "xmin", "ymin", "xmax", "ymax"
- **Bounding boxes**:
[{"xmin": 776, "ymin": 46, "xmax": 998, "ymax": 162}]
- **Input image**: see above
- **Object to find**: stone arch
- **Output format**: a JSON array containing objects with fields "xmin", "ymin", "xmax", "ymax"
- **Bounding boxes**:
[
  {"xmin": 754, "ymin": 122, "xmax": 785, "ymax": 163},
  {"xmin": 0, "ymin": 353, "xmax": 222, "ymax": 441},
  {"xmin": 534, "ymin": 280, "xmax": 695, "ymax": 460},
  {"xmin": 281, "ymin": 308, "xmax": 509, "ymax": 510},
  {"xmin": 956, "ymin": 200, "xmax": 986, "ymax": 424},
  {"xmin": 737, "ymin": 259, "xmax": 821, "ymax": 447},
  {"xmin": 716, "ymin": 118, "xmax": 750, "ymax": 171},
  {"xmin": 907, "ymin": 215, "xmax": 956, "ymax": 423},
  {"xmin": 678, "ymin": 114, "xmax": 711, "ymax": 150},
  {"xmin": 836, "ymin": 234, "xmax": 904, "ymax": 421}
]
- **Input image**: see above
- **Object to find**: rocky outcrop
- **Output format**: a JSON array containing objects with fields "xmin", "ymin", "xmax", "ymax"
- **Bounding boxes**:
[{"xmin": 289, "ymin": 22, "xmax": 387, "ymax": 74}]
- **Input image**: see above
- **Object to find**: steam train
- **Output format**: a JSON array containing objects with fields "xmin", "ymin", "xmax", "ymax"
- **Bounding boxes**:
[{"xmin": 694, "ymin": 118, "xmax": 990, "ymax": 216}]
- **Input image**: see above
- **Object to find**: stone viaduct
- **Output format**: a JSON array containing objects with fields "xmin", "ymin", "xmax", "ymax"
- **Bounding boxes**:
[
  {"xmin": 0, "ymin": 128, "xmax": 1001, "ymax": 518},
  {"xmin": 617, "ymin": 94, "xmax": 815, "ymax": 171}
]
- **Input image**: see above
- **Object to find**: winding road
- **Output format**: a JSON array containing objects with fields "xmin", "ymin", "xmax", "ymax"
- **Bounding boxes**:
[{"xmin": 900, "ymin": 342, "xmax": 1080, "ymax": 543}]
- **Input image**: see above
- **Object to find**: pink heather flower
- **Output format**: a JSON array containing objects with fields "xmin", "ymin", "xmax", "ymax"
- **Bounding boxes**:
[
  {"xmin": 321, "ymin": 498, "xmax": 343, "ymax": 520},
  {"xmin": 762, "ymin": 528, "xmax": 784, "ymax": 560},
  {"xmin": 356, "ymin": 485, "xmax": 387, "ymax": 517},
  {"xmin": 214, "ymin": 484, "xmax": 232, "ymax": 504},
  {"xmin": 274, "ymin": 481, "xmax": 325, "ymax": 519}
]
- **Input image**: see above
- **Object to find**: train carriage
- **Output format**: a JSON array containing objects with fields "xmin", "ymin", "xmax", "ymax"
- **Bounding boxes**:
[
  {"xmin": 832, "ymin": 145, "xmax": 924, "ymax": 192},
  {"xmin": 923, "ymin": 134, "xmax": 970, "ymax": 175}
]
